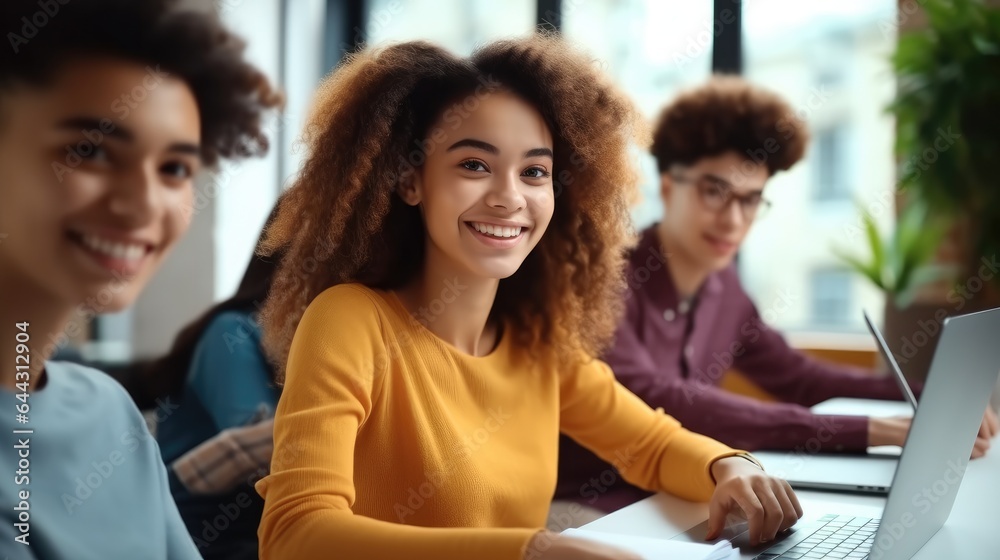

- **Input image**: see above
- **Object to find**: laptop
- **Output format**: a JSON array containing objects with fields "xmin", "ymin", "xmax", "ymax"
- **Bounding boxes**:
[
  {"xmin": 749, "ymin": 311, "xmax": 919, "ymax": 494},
  {"xmin": 863, "ymin": 310, "xmax": 918, "ymax": 410},
  {"xmin": 672, "ymin": 306, "xmax": 1000, "ymax": 559}
]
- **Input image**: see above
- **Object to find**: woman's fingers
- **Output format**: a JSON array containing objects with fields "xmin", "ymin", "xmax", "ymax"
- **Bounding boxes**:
[
  {"xmin": 705, "ymin": 493, "xmax": 730, "ymax": 541},
  {"xmin": 752, "ymin": 477, "xmax": 785, "ymax": 543},
  {"xmin": 773, "ymin": 478, "xmax": 802, "ymax": 534},
  {"xmin": 709, "ymin": 462, "xmax": 805, "ymax": 546},
  {"xmin": 730, "ymin": 479, "xmax": 767, "ymax": 545}
]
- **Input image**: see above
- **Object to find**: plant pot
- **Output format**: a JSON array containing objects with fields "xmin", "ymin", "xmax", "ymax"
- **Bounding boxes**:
[
  {"xmin": 882, "ymin": 301, "xmax": 940, "ymax": 383},
  {"xmin": 880, "ymin": 200, "xmax": 1000, "ymax": 380},
  {"xmin": 884, "ymin": 288, "xmax": 1000, "ymax": 384}
]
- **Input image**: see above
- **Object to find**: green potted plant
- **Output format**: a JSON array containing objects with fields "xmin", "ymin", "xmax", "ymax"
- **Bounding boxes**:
[
  {"xmin": 835, "ymin": 200, "xmax": 954, "ymax": 309},
  {"xmin": 860, "ymin": 0, "xmax": 1000, "ymax": 381},
  {"xmin": 890, "ymin": 0, "xmax": 1000, "ymax": 280},
  {"xmin": 834, "ymin": 200, "xmax": 955, "ymax": 380}
]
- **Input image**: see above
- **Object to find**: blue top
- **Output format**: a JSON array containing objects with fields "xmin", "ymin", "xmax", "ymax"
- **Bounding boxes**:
[
  {"xmin": 157, "ymin": 311, "xmax": 278, "ymax": 464},
  {"xmin": 0, "ymin": 361, "xmax": 200, "ymax": 560}
]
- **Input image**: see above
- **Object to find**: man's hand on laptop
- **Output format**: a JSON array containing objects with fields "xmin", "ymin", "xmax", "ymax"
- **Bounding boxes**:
[
  {"xmin": 869, "ymin": 408, "xmax": 997, "ymax": 458},
  {"xmin": 868, "ymin": 416, "xmax": 911, "ymax": 447},
  {"xmin": 980, "ymin": 407, "xmax": 998, "ymax": 441},
  {"xmin": 707, "ymin": 456, "xmax": 803, "ymax": 546},
  {"xmin": 972, "ymin": 407, "xmax": 998, "ymax": 458}
]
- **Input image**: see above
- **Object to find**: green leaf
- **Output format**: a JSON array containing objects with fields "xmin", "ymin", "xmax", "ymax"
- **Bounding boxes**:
[
  {"xmin": 837, "ymin": 197, "xmax": 958, "ymax": 301},
  {"xmin": 972, "ymin": 34, "xmax": 1000, "ymax": 55},
  {"xmin": 863, "ymin": 212, "xmax": 886, "ymax": 282},
  {"xmin": 910, "ymin": 264, "xmax": 957, "ymax": 289},
  {"xmin": 891, "ymin": 205, "xmax": 921, "ymax": 287},
  {"xmin": 888, "ymin": 0, "xmax": 1000, "ymax": 267},
  {"xmin": 832, "ymin": 247, "xmax": 886, "ymax": 292},
  {"xmin": 895, "ymin": 264, "xmax": 958, "ymax": 309}
]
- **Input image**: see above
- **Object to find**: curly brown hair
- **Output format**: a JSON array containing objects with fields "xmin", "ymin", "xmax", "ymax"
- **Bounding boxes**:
[
  {"xmin": 259, "ymin": 33, "xmax": 647, "ymax": 381},
  {"xmin": 651, "ymin": 75, "xmax": 808, "ymax": 175},
  {"xmin": 0, "ymin": 0, "xmax": 283, "ymax": 165}
]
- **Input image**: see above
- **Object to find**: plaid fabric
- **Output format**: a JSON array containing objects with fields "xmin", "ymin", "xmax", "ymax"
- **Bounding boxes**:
[{"xmin": 171, "ymin": 418, "xmax": 274, "ymax": 495}]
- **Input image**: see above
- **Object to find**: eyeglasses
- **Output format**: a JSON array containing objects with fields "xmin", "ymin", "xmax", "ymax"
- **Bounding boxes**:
[{"xmin": 671, "ymin": 172, "xmax": 772, "ymax": 221}]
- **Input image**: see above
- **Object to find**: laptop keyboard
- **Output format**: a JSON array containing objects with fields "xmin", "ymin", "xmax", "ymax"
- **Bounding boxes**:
[{"xmin": 755, "ymin": 514, "xmax": 877, "ymax": 559}]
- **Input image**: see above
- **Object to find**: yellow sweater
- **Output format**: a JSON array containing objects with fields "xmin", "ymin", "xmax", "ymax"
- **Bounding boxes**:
[{"xmin": 256, "ymin": 284, "xmax": 743, "ymax": 560}]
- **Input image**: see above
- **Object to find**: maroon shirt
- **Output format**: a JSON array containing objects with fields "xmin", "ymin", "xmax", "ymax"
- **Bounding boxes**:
[{"xmin": 555, "ymin": 225, "xmax": 916, "ymax": 512}]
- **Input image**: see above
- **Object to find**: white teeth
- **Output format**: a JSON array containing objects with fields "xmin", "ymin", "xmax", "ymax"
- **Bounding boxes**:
[
  {"xmin": 80, "ymin": 234, "xmax": 146, "ymax": 261},
  {"xmin": 472, "ymin": 222, "xmax": 522, "ymax": 238}
]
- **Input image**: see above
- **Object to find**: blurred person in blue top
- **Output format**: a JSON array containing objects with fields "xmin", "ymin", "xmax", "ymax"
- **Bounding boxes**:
[
  {"xmin": 0, "ymin": 0, "xmax": 281, "ymax": 558},
  {"xmin": 127, "ymin": 206, "xmax": 284, "ymax": 560}
]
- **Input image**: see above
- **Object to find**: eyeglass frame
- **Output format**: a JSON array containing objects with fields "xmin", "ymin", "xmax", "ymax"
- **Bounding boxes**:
[{"xmin": 669, "ymin": 170, "xmax": 772, "ymax": 221}]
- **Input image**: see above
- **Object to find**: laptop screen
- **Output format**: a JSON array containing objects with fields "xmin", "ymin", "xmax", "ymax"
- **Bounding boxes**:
[{"xmin": 863, "ymin": 310, "xmax": 918, "ymax": 411}]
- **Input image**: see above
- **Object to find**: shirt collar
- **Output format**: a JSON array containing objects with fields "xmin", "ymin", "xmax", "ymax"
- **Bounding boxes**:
[{"xmin": 635, "ymin": 224, "xmax": 724, "ymax": 313}]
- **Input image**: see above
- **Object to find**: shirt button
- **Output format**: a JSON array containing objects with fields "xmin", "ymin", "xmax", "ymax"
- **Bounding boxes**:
[
  {"xmin": 663, "ymin": 309, "xmax": 676, "ymax": 322},
  {"xmin": 678, "ymin": 300, "xmax": 691, "ymax": 314},
  {"xmin": 685, "ymin": 345, "xmax": 694, "ymax": 358}
]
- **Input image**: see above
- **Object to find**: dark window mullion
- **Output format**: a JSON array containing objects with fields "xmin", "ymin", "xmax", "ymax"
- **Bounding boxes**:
[
  {"xmin": 537, "ymin": 0, "xmax": 562, "ymax": 32},
  {"xmin": 711, "ymin": 0, "xmax": 742, "ymax": 74},
  {"xmin": 324, "ymin": 0, "xmax": 368, "ymax": 73}
]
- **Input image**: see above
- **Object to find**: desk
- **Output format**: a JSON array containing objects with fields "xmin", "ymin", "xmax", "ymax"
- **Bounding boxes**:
[{"xmin": 582, "ymin": 434, "xmax": 999, "ymax": 559}]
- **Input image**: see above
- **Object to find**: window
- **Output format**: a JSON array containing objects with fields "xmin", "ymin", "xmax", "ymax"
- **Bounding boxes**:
[
  {"xmin": 810, "ymin": 269, "xmax": 854, "ymax": 328},
  {"xmin": 812, "ymin": 32, "xmax": 851, "ymax": 90},
  {"xmin": 738, "ymin": 0, "xmax": 897, "ymax": 334},
  {"xmin": 813, "ymin": 125, "xmax": 851, "ymax": 201},
  {"xmin": 816, "ymin": 66, "xmax": 845, "ymax": 89},
  {"xmin": 562, "ymin": 0, "xmax": 716, "ymax": 228},
  {"xmin": 364, "ymin": 0, "xmax": 536, "ymax": 56}
]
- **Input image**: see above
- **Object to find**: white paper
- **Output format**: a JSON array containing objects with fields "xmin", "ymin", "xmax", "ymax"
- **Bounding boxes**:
[{"xmin": 561, "ymin": 528, "xmax": 740, "ymax": 560}]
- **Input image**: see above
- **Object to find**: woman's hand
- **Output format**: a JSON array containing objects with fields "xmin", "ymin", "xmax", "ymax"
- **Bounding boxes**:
[
  {"xmin": 707, "ymin": 456, "xmax": 803, "ymax": 546},
  {"xmin": 525, "ymin": 530, "xmax": 642, "ymax": 560}
]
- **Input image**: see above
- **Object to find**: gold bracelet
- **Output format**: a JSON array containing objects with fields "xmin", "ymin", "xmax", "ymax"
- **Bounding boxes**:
[{"xmin": 733, "ymin": 452, "xmax": 765, "ymax": 471}]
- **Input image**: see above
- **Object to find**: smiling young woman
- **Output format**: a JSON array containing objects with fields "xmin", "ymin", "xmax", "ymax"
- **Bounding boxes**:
[{"xmin": 254, "ymin": 35, "xmax": 802, "ymax": 560}]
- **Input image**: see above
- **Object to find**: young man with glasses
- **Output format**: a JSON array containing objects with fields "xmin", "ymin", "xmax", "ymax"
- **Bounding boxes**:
[{"xmin": 552, "ymin": 76, "xmax": 997, "ymax": 518}]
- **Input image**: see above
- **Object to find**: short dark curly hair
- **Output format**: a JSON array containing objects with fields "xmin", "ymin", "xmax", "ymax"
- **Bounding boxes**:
[
  {"xmin": 0, "ymin": 0, "xmax": 282, "ymax": 165},
  {"xmin": 651, "ymin": 75, "xmax": 808, "ymax": 175}
]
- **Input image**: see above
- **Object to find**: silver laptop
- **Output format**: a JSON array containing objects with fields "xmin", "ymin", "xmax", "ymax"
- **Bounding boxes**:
[
  {"xmin": 750, "ymin": 311, "xmax": 919, "ymax": 494},
  {"xmin": 751, "ymin": 451, "xmax": 899, "ymax": 495},
  {"xmin": 673, "ymin": 306, "xmax": 1000, "ymax": 559},
  {"xmin": 863, "ymin": 310, "xmax": 918, "ymax": 410}
]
